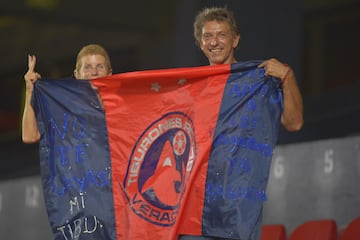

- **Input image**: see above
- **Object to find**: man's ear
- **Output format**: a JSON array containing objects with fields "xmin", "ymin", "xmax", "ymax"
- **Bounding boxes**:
[{"xmin": 233, "ymin": 34, "xmax": 240, "ymax": 48}]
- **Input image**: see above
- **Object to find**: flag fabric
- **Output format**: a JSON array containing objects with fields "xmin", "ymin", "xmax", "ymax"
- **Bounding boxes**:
[
  {"xmin": 32, "ymin": 78, "xmax": 117, "ymax": 239},
  {"xmin": 32, "ymin": 61, "xmax": 283, "ymax": 240}
]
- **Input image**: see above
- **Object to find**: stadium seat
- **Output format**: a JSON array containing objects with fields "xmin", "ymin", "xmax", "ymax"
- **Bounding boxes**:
[
  {"xmin": 288, "ymin": 219, "xmax": 337, "ymax": 240},
  {"xmin": 339, "ymin": 217, "xmax": 360, "ymax": 240},
  {"xmin": 260, "ymin": 224, "xmax": 287, "ymax": 240}
]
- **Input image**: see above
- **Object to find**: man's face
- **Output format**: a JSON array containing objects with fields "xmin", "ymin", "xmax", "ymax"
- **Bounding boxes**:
[
  {"xmin": 199, "ymin": 20, "xmax": 240, "ymax": 65},
  {"xmin": 75, "ymin": 54, "xmax": 112, "ymax": 80}
]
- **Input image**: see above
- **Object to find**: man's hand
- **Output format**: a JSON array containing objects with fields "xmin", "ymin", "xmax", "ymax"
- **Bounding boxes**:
[{"xmin": 258, "ymin": 58, "xmax": 289, "ymax": 81}]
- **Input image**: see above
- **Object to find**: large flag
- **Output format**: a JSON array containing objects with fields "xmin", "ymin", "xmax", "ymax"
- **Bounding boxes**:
[{"xmin": 32, "ymin": 61, "xmax": 283, "ymax": 240}]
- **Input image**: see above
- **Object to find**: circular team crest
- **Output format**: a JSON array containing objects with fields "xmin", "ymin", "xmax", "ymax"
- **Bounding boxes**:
[{"xmin": 124, "ymin": 112, "xmax": 196, "ymax": 226}]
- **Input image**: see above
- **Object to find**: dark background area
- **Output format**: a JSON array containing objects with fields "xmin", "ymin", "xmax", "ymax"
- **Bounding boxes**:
[
  {"xmin": 0, "ymin": 0, "xmax": 359, "ymax": 179},
  {"xmin": 0, "ymin": 1, "xmax": 359, "ymax": 239}
]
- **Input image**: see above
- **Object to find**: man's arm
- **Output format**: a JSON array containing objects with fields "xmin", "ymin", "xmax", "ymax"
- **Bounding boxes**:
[
  {"xmin": 22, "ymin": 55, "xmax": 41, "ymax": 143},
  {"xmin": 258, "ymin": 58, "xmax": 304, "ymax": 132}
]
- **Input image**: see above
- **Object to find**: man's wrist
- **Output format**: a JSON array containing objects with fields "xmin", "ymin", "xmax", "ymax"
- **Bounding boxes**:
[{"xmin": 281, "ymin": 65, "xmax": 291, "ymax": 85}]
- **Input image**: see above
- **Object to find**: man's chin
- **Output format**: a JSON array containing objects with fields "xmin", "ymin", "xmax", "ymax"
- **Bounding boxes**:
[{"xmin": 209, "ymin": 59, "xmax": 225, "ymax": 65}]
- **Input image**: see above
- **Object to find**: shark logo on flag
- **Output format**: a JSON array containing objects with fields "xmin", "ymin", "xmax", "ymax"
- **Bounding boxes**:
[
  {"xmin": 32, "ymin": 61, "xmax": 282, "ymax": 240},
  {"xmin": 124, "ymin": 112, "xmax": 196, "ymax": 226}
]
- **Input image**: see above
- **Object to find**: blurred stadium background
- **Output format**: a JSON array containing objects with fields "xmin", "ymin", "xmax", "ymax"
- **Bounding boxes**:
[{"xmin": 0, "ymin": 0, "xmax": 359, "ymax": 239}]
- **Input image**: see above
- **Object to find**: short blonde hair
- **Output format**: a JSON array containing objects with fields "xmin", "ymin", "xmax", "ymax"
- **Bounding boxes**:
[{"xmin": 75, "ymin": 44, "xmax": 112, "ymax": 73}]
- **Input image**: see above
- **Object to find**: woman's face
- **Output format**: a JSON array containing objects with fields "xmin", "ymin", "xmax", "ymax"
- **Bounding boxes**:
[{"xmin": 75, "ymin": 54, "xmax": 112, "ymax": 80}]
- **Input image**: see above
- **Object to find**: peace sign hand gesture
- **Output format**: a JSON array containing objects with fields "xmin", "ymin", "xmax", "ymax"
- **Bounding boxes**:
[{"xmin": 24, "ymin": 55, "xmax": 41, "ymax": 91}]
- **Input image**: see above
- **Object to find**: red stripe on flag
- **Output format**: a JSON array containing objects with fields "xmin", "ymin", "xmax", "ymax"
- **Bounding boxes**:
[{"xmin": 92, "ymin": 64, "xmax": 231, "ymax": 239}]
